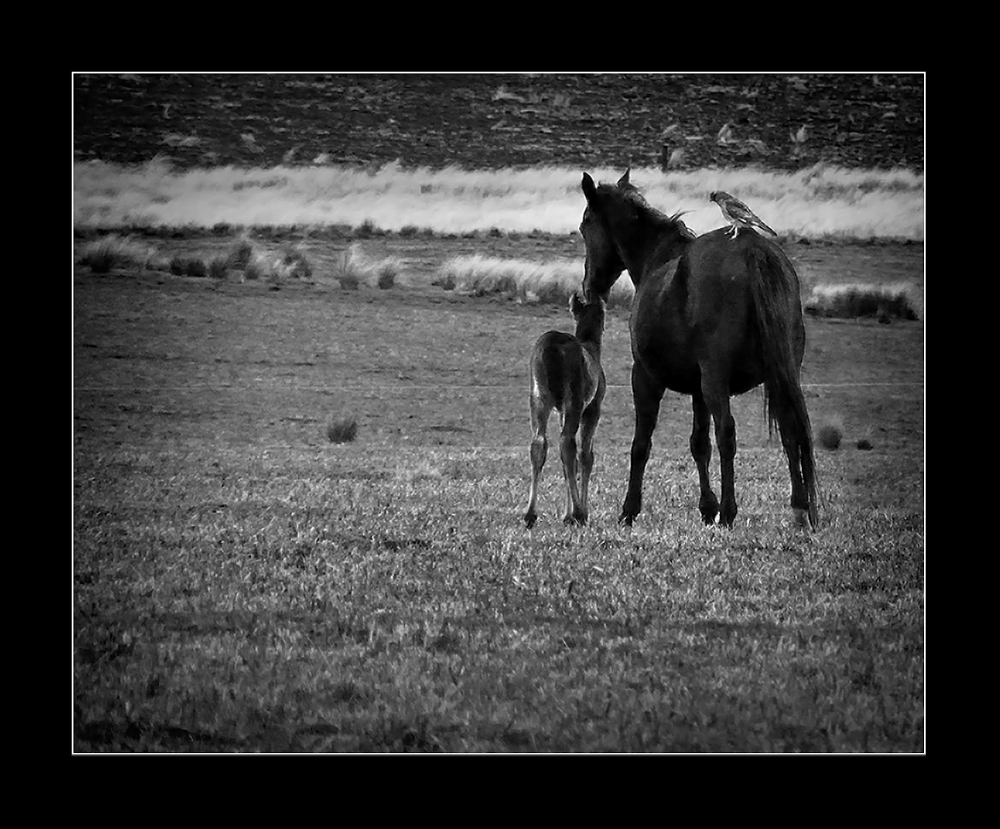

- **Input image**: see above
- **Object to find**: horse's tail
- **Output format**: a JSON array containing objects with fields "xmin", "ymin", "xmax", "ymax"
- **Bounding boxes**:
[{"xmin": 745, "ymin": 243, "xmax": 820, "ymax": 528}]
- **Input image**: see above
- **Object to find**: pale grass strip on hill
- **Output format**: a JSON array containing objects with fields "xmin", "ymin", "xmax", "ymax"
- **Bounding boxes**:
[{"xmin": 74, "ymin": 160, "xmax": 924, "ymax": 240}]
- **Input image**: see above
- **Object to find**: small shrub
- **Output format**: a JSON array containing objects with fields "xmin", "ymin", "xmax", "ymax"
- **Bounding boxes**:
[
  {"xmin": 372, "ymin": 260, "xmax": 398, "ymax": 289},
  {"xmin": 817, "ymin": 419, "xmax": 843, "ymax": 450},
  {"xmin": 184, "ymin": 257, "xmax": 208, "ymax": 278},
  {"xmin": 208, "ymin": 256, "xmax": 228, "ymax": 280},
  {"xmin": 327, "ymin": 417, "xmax": 359, "ymax": 444},
  {"xmin": 399, "ymin": 225, "xmax": 420, "ymax": 237},
  {"xmin": 279, "ymin": 244, "xmax": 313, "ymax": 280},
  {"xmin": 353, "ymin": 219, "xmax": 381, "ymax": 238},
  {"xmin": 226, "ymin": 235, "xmax": 255, "ymax": 270}
]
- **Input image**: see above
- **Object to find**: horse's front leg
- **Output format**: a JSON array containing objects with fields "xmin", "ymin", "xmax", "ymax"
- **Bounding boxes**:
[
  {"xmin": 690, "ymin": 393, "xmax": 720, "ymax": 524},
  {"xmin": 620, "ymin": 364, "xmax": 664, "ymax": 526}
]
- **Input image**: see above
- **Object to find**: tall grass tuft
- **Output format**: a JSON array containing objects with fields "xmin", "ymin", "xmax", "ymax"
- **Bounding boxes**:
[
  {"xmin": 805, "ymin": 282, "xmax": 919, "ymax": 321},
  {"xmin": 77, "ymin": 234, "xmax": 164, "ymax": 274},
  {"xmin": 335, "ymin": 243, "xmax": 403, "ymax": 290},
  {"xmin": 435, "ymin": 255, "xmax": 634, "ymax": 309}
]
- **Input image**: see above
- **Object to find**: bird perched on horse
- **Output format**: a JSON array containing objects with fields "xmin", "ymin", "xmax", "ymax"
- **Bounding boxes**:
[{"xmin": 710, "ymin": 191, "xmax": 777, "ymax": 239}]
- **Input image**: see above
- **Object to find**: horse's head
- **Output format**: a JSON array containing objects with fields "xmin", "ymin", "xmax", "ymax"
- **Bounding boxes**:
[
  {"xmin": 579, "ymin": 169, "xmax": 631, "ymax": 301},
  {"xmin": 581, "ymin": 168, "xmax": 697, "ymax": 300}
]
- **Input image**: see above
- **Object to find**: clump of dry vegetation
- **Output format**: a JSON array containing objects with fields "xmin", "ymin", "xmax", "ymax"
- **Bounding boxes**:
[
  {"xmin": 77, "ymin": 234, "xmax": 167, "ymax": 274},
  {"xmin": 226, "ymin": 235, "xmax": 314, "ymax": 284},
  {"xmin": 326, "ymin": 416, "xmax": 359, "ymax": 443},
  {"xmin": 335, "ymin": 243, "xmax": 403, "ymax": 290},
  {"xmin": 434, "ymin": 255, "xmax": 634, "ymax": 309},
  {"xmin": 805, "ymin": 282, "xmax": 919, "ymax": 321}
]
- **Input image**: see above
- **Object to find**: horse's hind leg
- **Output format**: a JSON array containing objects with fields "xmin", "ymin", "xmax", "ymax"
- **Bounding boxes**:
[
  {"xmin": 560, "ymin": 408, "xmax": 585, "ymax": 525},
  {"xmin": 703, "ymin": 378, "xmax": 738, "ymax": 527},
  {"xmin": 775, "ymin": 404, "xmax": 812, "ymax": 529},
  {"xmin": 620, "ymin": 364, "xmax": 664, "ymax": 526},
  {"xmin": 690, "ymin": 392, "xmax": 720, "ymax": 525},
  {"xmin": 524, "ymin": 400, "xmax": 550, "ymax": 529}
]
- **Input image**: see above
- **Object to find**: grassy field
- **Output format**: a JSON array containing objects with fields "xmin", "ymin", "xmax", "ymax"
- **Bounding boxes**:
[
  {"xmin": 74, "ymin": 160, "xmax": 924, "ymax": 241},
  {"xmin": 73, "ymin": 236, "xmax": 924, "ymax": 752}
]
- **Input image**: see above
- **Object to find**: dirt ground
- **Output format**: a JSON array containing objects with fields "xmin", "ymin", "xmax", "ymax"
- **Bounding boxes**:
[{"xmin": 73, "ymin": 74, "xmax": 923, "ymax": 172}]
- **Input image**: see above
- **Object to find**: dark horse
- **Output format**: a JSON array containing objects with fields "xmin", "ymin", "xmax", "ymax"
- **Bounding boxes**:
[
  {"xmin": 580, "ymin": 170, "xmax": 819, "ymax": 528},
  {"xmin": 524, "ymin": 293, "xmax": 606, "ymax": 528}
]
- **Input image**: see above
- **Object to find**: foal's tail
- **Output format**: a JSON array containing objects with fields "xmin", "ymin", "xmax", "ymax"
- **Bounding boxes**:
[{"xmin": 746, "ymin": 244, "xmax": 820, "ymax": 528}]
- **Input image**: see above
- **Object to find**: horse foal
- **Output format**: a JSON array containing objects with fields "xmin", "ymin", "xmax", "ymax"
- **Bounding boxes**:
[{"xmin": 524, "ymin": 293, "xmax": 606, "ymax": 528}]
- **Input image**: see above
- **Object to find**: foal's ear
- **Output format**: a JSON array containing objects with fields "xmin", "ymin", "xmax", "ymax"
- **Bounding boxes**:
[
  {"xmin": 618, "ymin": 167, "xmax": 631, "ymax": 187},
  {"xmin": 582, "ymin": 172, "xmax": 598, "ymax": 204}
]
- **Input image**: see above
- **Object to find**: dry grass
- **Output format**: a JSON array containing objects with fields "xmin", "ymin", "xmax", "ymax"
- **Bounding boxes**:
[
  {"xmin": 805, "ymin": 282, "xmax": 920, "ymax": 321},
  {"xmin": 77, "ymin": 234, "xmax": 166, "ymax": 274},
  {"xmin": 336, "ymin": 243, "xmax": 403, "ymax": 290},
  {"xmin": 435, "ymin": 255, "xmax": 634, "ymax": 309},
  {"xmin": 74, "ymin": 160, "xmax": 924, "ymax": 240}
]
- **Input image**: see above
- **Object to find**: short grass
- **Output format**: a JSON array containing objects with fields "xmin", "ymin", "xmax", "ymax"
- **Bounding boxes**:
[{"xmin": 74, "ymin": 256, "xmax": 924, "ymax": 753}]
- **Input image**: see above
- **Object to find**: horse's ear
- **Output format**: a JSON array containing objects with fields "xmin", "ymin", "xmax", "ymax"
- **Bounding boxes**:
[
  {"xmin": 569, "ymin": 291, "xmax": 584, "ymax": 317},
  {"xmin": 618, "ymin": 167, "xmax": 631, "ymax": 187},
  {"xmin": 581, "ymin": 172, "xmax": 598, "ymax": 204}
]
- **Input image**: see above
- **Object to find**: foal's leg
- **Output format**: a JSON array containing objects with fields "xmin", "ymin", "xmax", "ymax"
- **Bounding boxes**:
[
  {"xmin": 560, "ymin": 408, "xmax": 585, "ymax": 525},
  {"xmin": 577, "ymin": 392, "xmax": 603, "ymax": 525},
  {"xmin": 620, "ymin": 364, "xmax": 664, "ymax": 526},
  {"xmin": 690, "ymin": 392, "xmax": 720, "ymax": 524},
  {"xmin": 524, "ymin": 400, "xmax": 550, "ymax": 529}
]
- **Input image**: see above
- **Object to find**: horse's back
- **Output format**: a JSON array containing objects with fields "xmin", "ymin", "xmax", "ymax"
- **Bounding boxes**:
[
  {"xmin": 530, "ymin": 331, "xmax": 602, "ymax": 411},
  {"xmin": 632, "ymin": 229, "xmax": 803, "ymax": 394}
]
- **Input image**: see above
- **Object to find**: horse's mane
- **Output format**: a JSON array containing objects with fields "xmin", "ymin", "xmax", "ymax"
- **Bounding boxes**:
[{"xmin": 601, "ymin": 180, "xmax": 698, "ymax": 240}]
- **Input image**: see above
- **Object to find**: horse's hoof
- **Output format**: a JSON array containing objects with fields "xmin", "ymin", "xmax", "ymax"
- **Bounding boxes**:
[
  {"xmin": 618, "ymin": 512, "xmax": 635, "ymax": 527},
  {"xmin": 791, "ymin": 508, "xmax": 812, "ymax": 530},
  {"xmin": 563, "ymin": 514, "xmax": 586, "ymax": 527},
  {"xmin": 524, "ymin": 513, "xmax": 537, "ymax": 529}
]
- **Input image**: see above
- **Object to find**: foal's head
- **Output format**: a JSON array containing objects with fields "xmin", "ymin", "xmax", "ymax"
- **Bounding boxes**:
[{"xmin": 569, "ymin": 291, "xmax": 605, "ymax": 347}]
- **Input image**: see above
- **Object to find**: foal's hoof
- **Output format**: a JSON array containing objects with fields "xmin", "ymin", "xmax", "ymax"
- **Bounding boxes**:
[
  {"xmin": 524, "ymin": 512, "xmax": 538, "ymax": 529},
  {"xmin": 563, "ymin": 513, "xmax": 587, "ymax": 527}
]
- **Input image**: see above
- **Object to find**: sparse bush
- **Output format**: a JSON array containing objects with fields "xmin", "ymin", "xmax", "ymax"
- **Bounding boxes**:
[{"xmin": 327, "ymin": 416, "xmax": 358, "ymax": 443}]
